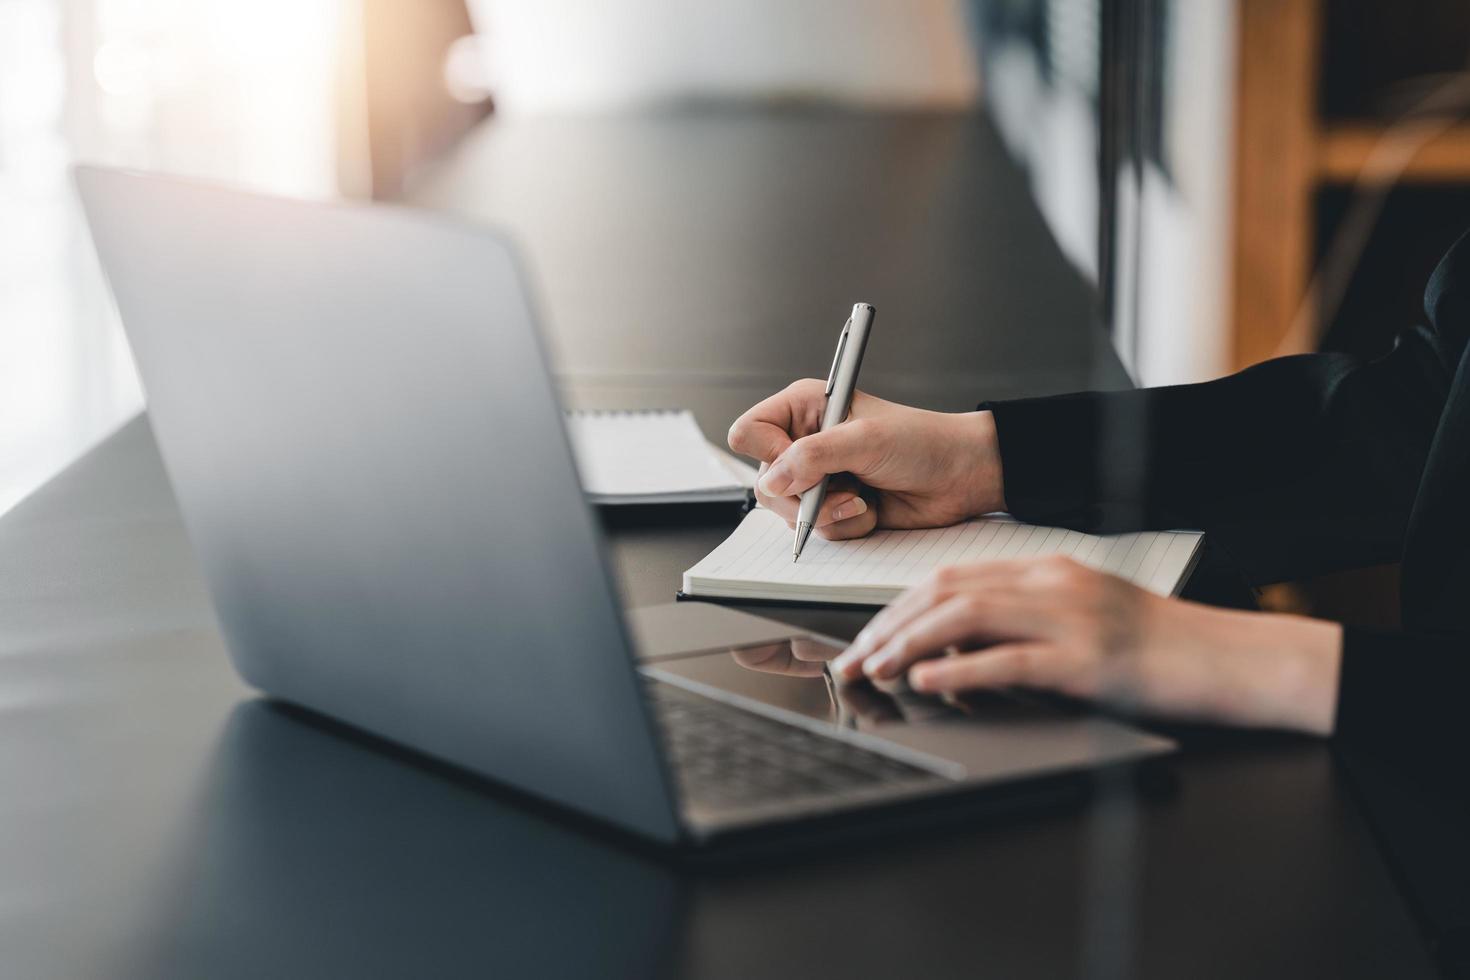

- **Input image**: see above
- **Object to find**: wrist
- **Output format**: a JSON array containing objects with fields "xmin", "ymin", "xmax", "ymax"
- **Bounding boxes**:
[
  {"xmin": 1188, "ymin": 606, "xmax": 1343, "ymax": 734},
  {"xmin": 1254, "ymin": 614, "xmax": 1343, "ymax": 735},
  {"xmin": 955, "ymin": 410, "xmax": 1006, "ymax": 516}
]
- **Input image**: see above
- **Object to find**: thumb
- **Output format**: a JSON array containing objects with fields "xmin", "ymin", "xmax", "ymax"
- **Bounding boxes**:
[
  {"xmin": 727, "ymin": 419, "xmax": 794, "ymax": 464},
  {"xmin": 758, "ymin": 421, "xmax": 875, "ymax": 496}
]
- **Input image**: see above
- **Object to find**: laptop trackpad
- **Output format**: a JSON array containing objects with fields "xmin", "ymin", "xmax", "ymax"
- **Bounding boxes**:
[
  {"xmin": 643, "ymin": 637, "xmax": 978, "ymax": 731},
  {"xmin": 643, "ymin": 638, "xmax": 1176, "ymax": 779}
]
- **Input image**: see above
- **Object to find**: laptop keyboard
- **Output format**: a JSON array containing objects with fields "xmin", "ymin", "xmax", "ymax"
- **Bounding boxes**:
[{"xmin": 646, "ymin": 681, "xmax": 942, "ymax": 809}]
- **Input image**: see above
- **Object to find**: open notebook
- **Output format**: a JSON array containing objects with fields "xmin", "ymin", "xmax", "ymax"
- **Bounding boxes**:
[
  {"xmin": 682, "ymin": 507, "xmax": 1204, "ymax": 605},
  {"xmin": 565, "ymin": 409, "xmax": 756, "ymax": 505}
]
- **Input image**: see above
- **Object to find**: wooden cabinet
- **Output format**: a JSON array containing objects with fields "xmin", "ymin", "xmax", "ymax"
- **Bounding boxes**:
[{"xmin": 1231, "ymin": 0, "xmax": 1470, "ymax": 371}]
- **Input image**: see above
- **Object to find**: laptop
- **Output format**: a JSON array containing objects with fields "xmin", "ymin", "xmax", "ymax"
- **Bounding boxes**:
[{"xmin": 76, "ymin": 167, "xmax": 1173, "ymax": 847}]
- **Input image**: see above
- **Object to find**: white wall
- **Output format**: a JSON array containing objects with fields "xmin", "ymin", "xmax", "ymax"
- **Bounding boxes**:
[
  {"xmin": 467, "ymin": 0, "xmax": 980, "ymax": 115},
  {"xmin": 1130, "ymin": 0, "xmax": 1237, "ymax": 385},
  {"xmin": 0, "ymin": 0, "xmax": 343, "ymax": 516}
]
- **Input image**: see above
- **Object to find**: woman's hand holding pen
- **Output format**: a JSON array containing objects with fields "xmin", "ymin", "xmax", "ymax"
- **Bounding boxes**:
[{"xmin": 727, "ymin": 380, "xmax": 1006, "ymax": 541}]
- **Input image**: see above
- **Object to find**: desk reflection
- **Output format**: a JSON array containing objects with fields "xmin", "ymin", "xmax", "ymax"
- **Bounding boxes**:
[
  {"xmin": 130, "ymin": 700, "xmax": 684, "ymax": 979},
  {"xmin": 129, "ymin": 698, "xmax": 1112, "ymax": 980}
]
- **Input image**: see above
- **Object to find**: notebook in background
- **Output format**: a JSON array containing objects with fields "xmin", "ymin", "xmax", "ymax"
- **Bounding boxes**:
[
  {"xmin": 682, "ymin": 508, "xmax": 1203, "ymax": 606},
  {"xmin": 565, "ymin": 409, "xmax": 756, "ymax": 505}
]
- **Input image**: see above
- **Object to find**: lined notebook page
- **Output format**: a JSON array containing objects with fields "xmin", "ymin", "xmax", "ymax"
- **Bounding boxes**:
[
  {"xmin": 565, "ymin": 410, "xmax": 745, "ymax": 499},
  {"xmin": 683, "ymin": 508, "xmax": 1203, "ymax": 605}
]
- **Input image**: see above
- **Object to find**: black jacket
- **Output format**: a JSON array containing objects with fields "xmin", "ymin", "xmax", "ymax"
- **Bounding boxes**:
[
  {"xmin": 987, "ymin": 229, "xmax": 1470, "ymax": 769},
  {"xmin": 985, "ymin": 229, "xmax": 1470, "ymax": 960}
]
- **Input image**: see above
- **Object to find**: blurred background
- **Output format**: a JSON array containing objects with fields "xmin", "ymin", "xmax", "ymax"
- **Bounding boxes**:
[{"xmin": 3, "ymin": 0, "xmax": 1469, "ymax": 616}]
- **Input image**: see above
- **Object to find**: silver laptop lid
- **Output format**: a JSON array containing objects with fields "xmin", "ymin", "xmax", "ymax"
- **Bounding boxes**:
[{"xmin": 76, "ymin": 167, "xmax": 681, "ymax": 843}]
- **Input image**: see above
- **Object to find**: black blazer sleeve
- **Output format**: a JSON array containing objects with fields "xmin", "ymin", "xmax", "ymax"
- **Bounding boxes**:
[{"xmin": 982, "ymin": 230, "xmax": 1470, "ymax": 585}]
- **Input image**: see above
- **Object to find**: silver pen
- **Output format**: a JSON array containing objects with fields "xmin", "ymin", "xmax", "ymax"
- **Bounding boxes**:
[{"xmin": 794, "ymin": 303, "xmax": 876, "ymax": 561}]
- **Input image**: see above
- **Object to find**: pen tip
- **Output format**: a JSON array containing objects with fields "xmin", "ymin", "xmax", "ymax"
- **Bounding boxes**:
[{"xmin": 793, "ymin": 521, "xmax": 813, "ymax": 562}]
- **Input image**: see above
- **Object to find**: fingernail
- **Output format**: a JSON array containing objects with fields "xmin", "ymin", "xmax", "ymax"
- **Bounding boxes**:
[
  {"xmin": 832, "ymin": 497, "xmax": 868, "ymax": 521},
  {"xmin": 910, "ymin": 667, "xmax": 935, "ymax": 692},
  {"xmin": 758, "ymin": 467, "xmax": 788, "ymax": 496},
  {"xmin": 864, "ymin": 652, "xmax": 893, "ymax": 679},
  {"xmin": 832, "ymin": 651, "xmax": 863, "ymax": 679}
]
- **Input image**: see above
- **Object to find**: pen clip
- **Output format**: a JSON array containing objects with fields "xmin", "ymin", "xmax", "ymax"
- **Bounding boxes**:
[{"xmin": 825, "ymin": 320, "xmax": 851, "ymax": 396}]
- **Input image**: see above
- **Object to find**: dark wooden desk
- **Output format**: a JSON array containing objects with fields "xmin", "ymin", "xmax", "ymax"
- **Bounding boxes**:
[{"xmin": 0, "ymin": 110, "xmax": 1436, "ymax": 978}]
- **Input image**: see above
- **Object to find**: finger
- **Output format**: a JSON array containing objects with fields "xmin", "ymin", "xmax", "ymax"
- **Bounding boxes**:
[
  {"xmin": 857, "ymin": 559, "xmax": 1058, "ymax": 646},
  {"xmin": 909, "ymin": 643, "xmax": 1059, "ymax": 695},
  {"xmin": 814, "ymin": 492, "xmax": 865, "ymax": 529},
  {"xmin": 753, "ymin": 462, "xmax": 800, "ymax": 521},
  {"xmin": 760, "ymin": 468, "xmax": 866, "ymax": 526},
  {"xmin": 757, "ymin": 487, "xmax": 862, "ymax": 526},
  {"xmin": 834, "ymin": 567, "xmax": 1003, "ymax": 678},
  {"xmin": 731, "ymin": 643, "xmax": 826, "ymax": 677},
  {"xmin": 863, "ymin": 594, "xmax": 1039, "ymax": 680},
  {"xmin": 756, "ymin": 421, "xmax": 879, "ymax": 498},
  {"xmin": 732, "ymin": 421, "xmax": 795, "ymax": 468},
  {"xmin": 835, "ymin": 557, "xmax": 1089, "ymax": 680},
  {"xmin": 833, "ymin": 590, "xmax": 948, "ymax": 680},
  {"xmin": 731, "ymin": 642, "xmax": 791, "ymax": 670},
  {"xmin": 789, "ymin": 637, "xmax": 839, "ymax": 663},
  {"xmin": 727, "ymin": 380, "xmax": 826, "ymax": 463},
  {"xmin": 817, "ymin": 498, "xmax": 877, "ymax": 539},
  {"xmin": 757, "ymin": 490, "xmax": 799, "ymax": 523}
]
